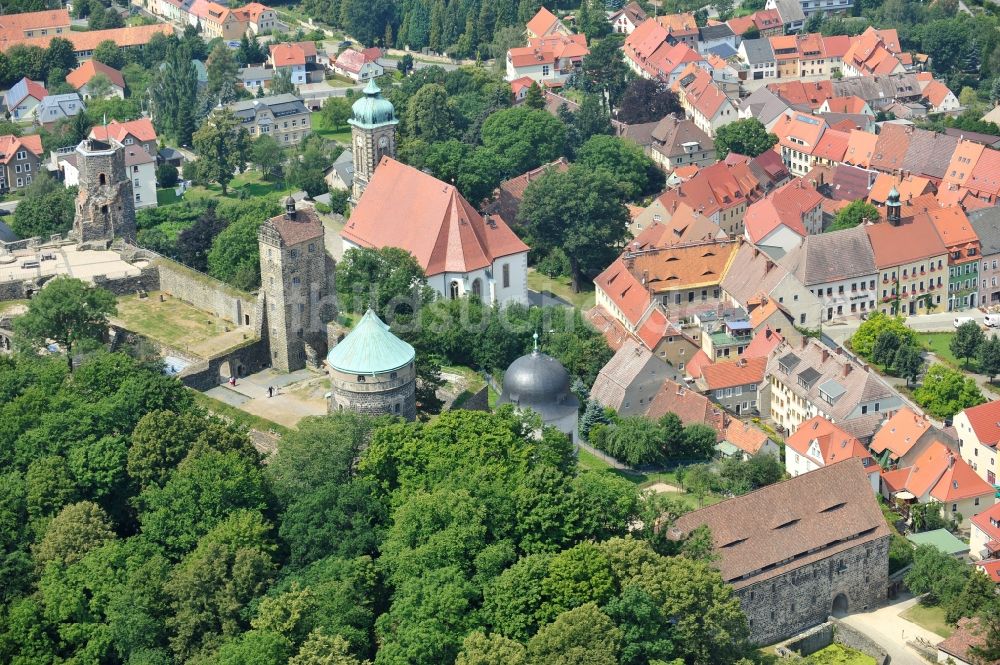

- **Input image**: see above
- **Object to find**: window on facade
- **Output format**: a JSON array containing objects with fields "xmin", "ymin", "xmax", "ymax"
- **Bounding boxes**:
[{"xmin": 502, "ymin": 264, "xmax": 510, "ymax": 288}]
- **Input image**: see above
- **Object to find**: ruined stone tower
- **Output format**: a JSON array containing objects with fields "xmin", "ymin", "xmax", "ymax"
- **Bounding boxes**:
[
  {"xmin": 73, "ymin": 138, "xmax": 136, "ymax": 246},
  {"xmin": 258, "ymin": 197, "xmax": 335, "ymax": 372},
  {"xmin": 349, "ymin": 79, "xmax": 397, "ymax": 201}
]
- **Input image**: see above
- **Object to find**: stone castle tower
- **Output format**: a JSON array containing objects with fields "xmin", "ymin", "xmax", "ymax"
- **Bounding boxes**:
[
  {"xmin": 326, "ymin": 308, "xmax": 416, "ymax": 421},
  {"xmin": 258, "ymin": 197, "xmax": 335, "ymax": 372},
  {"xmin": 73, "ymin": 138, "xmax": 136, "ymax": 246},
  {"xmin": 349, "ymin": 78, "xmax": 397, "ymax": 201}
]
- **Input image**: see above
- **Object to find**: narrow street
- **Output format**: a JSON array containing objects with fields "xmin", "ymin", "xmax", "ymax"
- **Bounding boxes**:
[{"xmin": 838, "ymin": 594, "xmax": 943, "ymax": 665}]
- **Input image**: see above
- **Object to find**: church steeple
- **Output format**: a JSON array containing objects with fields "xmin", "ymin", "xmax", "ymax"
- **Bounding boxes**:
[{"xmin": 348, "ymin": 78, "xmax": 398, "ymax": 202}]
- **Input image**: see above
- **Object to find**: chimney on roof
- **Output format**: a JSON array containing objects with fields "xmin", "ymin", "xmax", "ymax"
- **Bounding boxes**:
[
  {"xmin": 801, "ymin": 337, "xmax": 809, "ymax": 349},
  {"xmin": 947, "ymin": 450, "xmax": 955, "ymax": 468},
  {"xmin": 821, "ymin": 348, "xmax": 829, "ymax": 363},
  {"xmin": 843, "ymin": 362, "xmax": 853, "ymax": 377}
]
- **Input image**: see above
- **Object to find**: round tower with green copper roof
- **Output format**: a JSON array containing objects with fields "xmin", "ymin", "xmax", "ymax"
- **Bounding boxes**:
[
  {"xmin": 325, "ymin": 308, "xmax": 416, "ymax": 420},
  {"xmin": 348, "ymin": 79, "xmax": 397, "ymax": 202}
]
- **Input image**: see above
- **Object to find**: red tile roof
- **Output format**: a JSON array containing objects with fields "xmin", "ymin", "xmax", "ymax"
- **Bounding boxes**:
[
  {"xmin": 741, "ymin": 326, "xmax": 784, "ymax": 359},
  {"xmin": 970, "ymin": 501, "xmax": 1000, "ymax": 544},
  {"xmin": 66, "ymin": 60, "xmax": 124, "ymax": 91},
  {"xmin": 700, "ymin": 356, "xmax": 766, "ymax": 390},
  {"xmin": 266, "ymin": 206, "xmax": 323, "ymax": 246},
  {"xmin": 937, "ymin": 618, "xmax": 1000, "ymax": 665},
  {"xmin": 90, "ymin": 118, "xmax": 157, "ymax": 144},
  {"xmin": 686, "ymin": 348, "xmax": 712, "ymax": 379},
  {"xmin": 892, "ymin": 440, "xmax": 994, "ymax": 501},
  {"xmin": 724, "ymin": 420, "xmax": 773, "ymax": 455},
  {"xmin": 271, "ymin": 41, "xmax": 316, "ymax": 67},
  {"xmin": 0, "ymin": 134, "xmax": 42, "ymax": 164},
  {"xmin": 870, "ymin": 407, "xmax": 933, "ymax": 459},
  {"xmin": 1, "ymin": 23, "xmax": 172, "ymax": 53},
  {"xmin": 865, "ymin": 215, "xmax": 947, "ymax": 269},
  {"xmin": 526, "ymin": 6, "xmax": 560, "ymax": 36},
  {"xmin": 744, "ymin": 178, "xmax": 823, "ymax": 242},
  {"xmin": 595, "ymin": 257, "xmax": 652, "ymax": 327},
  {"xmin": 976, "ymin": 559, "xmax": 1000, "ymax": 584},
  {"xmin": 509, "ymin": 33, "xmax": 588, "ymax": 68},
  {"xmin": 928, "ymin": 205, "xmax": 977, "ymax": 251},
  {"xmin": 344, "ymin": 157, "xmax": 528, "ymax": 277},
  {"xmin": 786, "ymin": 416, "xmax": 874, "ymax": 467},
  {"xmin": 585, "ymin": 305, "xmax": 630, "ymax": 351},
  {"xmin": 811, "ymin": 128, "xmax": 850, "ymax": 163},
  {"xmin": 645, "ymin": 379, "xmax": 725, "ymax": 435},
  {"xmin": 961, "ymin": 399, "xmax": 1000, "ymax": 447},
  {"xmin": 768, "ymin": 80, "xmax": 833, "ymax": 109},
  {"xmin": 773, "ymin": 112, "xmax": 827, "ymax": 156}
]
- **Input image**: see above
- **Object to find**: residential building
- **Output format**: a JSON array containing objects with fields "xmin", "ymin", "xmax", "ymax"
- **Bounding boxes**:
[
  {"xmin": 66, "ymin": 60, "xmax": 125, "ymax": 99},
  {"xmin": 609, "ymin": 1, "xmax": 646, "ymax": 34},
  {"xmin": 0, "ymin": 9, "xmax": 70, "ymax": 43},
  {"xmin": 720, "ymin": 242, "xmax": 823, "ymax": 330},
  {"xmin": 763, "ymin": 336, "xmax": 904, "ymax": 441},
  {"xmin": 506, "ymin": 34, "xmax": 589, "ymax": 84},
  {"xmin": 738, "ymin": 38, "xmax": 777, "ymax": 81},
  {"xmin": 509, "ymin": 76, "xmax": 533, "ymax": 103},
  {"xmin": 739, "ymin": 88, "xmax": 789, "ymax": 130},
  {"xmin": 89, "ymin": 118, "xmax": 159, "ymax": 156},
  {"xmin": 624, "ymin": 19, "xmax": 706, "ymax": 82},
  {"xmin": 769, "ymin": 79, "xmax": 834, "ymax": 110},
  {"xmin": 0, "ymin": 134, "xmax": 42, "ymax": 192},
  {"xmin": 648, "ymin": 115, "xmax": 715, "ymax": 172},
  {"xmin": 236, "ymin": 3, "xmax": 278, "ymax": 35},
  {"xmin": 195, "ymin": 1, "xmax": 246, "ymax": 40},
  {"xmin": 525, "ymin": 6, "xmax": 570, "ymax": 39},
  {"xmin": 842, "ymin": 27, "xmax": 905, "ymax": 78},
  {"xmin": 654, "ymin": 160, "xmax": 763, "ymax": 235},
  {"xmin": 698, "ymin": 308, "xmax": 755, "ymax": 360},
  {"xmin": 656, "ymin": 13, "xmax": 699, "ymax": 47},
  {"xmin": 589, "ymin": 338, "xmax": 674, "ymax": 416},
  {"xmin": 937, "ymin": 619, "xmax": 1000, "ymax": 665},
  {"xmin": 870, "ymin": 123, "xmax": 959, "ymax": 185},
  {"xmin": 239, "ymin": 65, "xmax": 275, "ymax": 93},
  {"xmin": 720, "ymin": 419, "xmax": 780, "ymax": 459},
  {"xmin": 227, "ymin": 94, "xmax": 311, "ymax": 146},
  {"xmin": 778, "ymin": 226, "xmax": 878, "ymax": 322},
  {"xmin": 333, "ymin": 47, "xmax": 384, "ymax": 82},
  {"xmin": 629, "ymin": 199, "xmax": 726, "ymax": 243},
  {"xmin": 491, "ymin": 158, "xmax": 569, "ymax": 227},
  {"xmin": 743, "ymin": 178, "xmax": 824, "ymax": 252},
  {"xmin": 673, "ymin": 64, "xmax": 738, "ymax": 136},
  {"xmin": 940, "ymin": 139, "xmax": 1000, "ymax": 209},
  {"xmin": 869, "ymin": 407, "xmax": 946, "ymax": 469},
  {"xmin": 968, "ymin": 207, "xmax": 1000, "ymax": 307},
  {"xmin": 323, "ymin": 149, "xmax": 354, "ymax": 192},
  {"xmin": 0, "ymin": 24, "xmax": 175, "ymax": 60},
  {"xmin": 954, "ymin": 400, "xmax": 1000, "ymax": 488},
  {"xmin": 922, "ymin": 80, "xmax": 960, "ymax": 114},
  {"xmin": 668, "ymin": 459, "xmax": 890, "ymax": 645},
  {"xmin": 785, "ymin": 416, "xmax": 880, "ymax": 491},
  {"xmin": 697, "ymin": 355, "xmax": 766, "ymax": 415},
  {"xmin": 343, "ymin": 157, "xmax": 530, "ymax": 305},
  {"xmin": 881, "ymin": 441, "xmax": 995, "ymax": 527},
  {"xmin": 765, "ymin": 0, "xmax": 806, "ymax": 32},
  {"xmin": 697, "ymin": 23, "xmax": 736, "ymax": 55},
  {"xmin": 3, "ymin": 77, "xmax": 45, "ymax": 122},
  {"xmin": 969, "ymin": 501, "xmax": 1000, "ymax": 561},
  {"xmin": 773, "ymin": 111, "xmax": 829, "ymax": 177},
  {"xmin": 269, "ymin": 42, "xmax": 317, "ymax": 85},
  {"xmin": 831, "ymin": 73, "xmax": 923, "ymax": 109},
  {"xmin": 34, "ymin": 93, "xmax": 84, "ymax": 126},
  {"xmin": 928, "ymin": 205, "xmax": 981, "ymax": 311},
  {"xmin": 727, "ymin": 9, "xmax": 784, "ymax": 38},
  {"xmin": 644, "ymin": 379, "xmax": 726, "ymax": 434},
  {"xmin": 866, "ymin": 211, "xmax": 949, "ymax": 316},
  {"xmin": 867, "ymin": 173, "xmax": 933, "ymax": 206}
]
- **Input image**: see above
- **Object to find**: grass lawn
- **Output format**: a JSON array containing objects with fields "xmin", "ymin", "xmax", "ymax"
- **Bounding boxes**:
[
  {"xmin": 901, "ymin": 602, "xmax": 954, "ymax": 638},
  {"xmin": 325, "ymin": 74, "xmax": 355, "ymax": 87},
  {"xmin": 0, "ymin": 299, "xmax": 27, "ymax": 316},
  {"xmin": 575, "ymin": 452, "xmax": 724, "ymax": 507},
  {"xmin": 114, "ymin": 292, "xmax": 251, "ymax": 359},
  {"xmin": 156, "ymin": 188, "xmax": 180, "ymax": 206},
  {"xmin": 527, "ymin": 269, "xmax": 596, "ymax": 310},
  {"xmin": 802, "ymin": 644, "xmax": 876, "ymax": 665},
  {"xmin": 191, "ymin": 390, "xmax": 291, "ymax": 435},
  {"xmin": 310, "ymin": 111, "xmax": 352, "ymax": 144},
  {"xmin": 917, "ymin": 332, "xmax": 971, "ymax": 369},
  {"xmin": 179, "ymin": 171, "xmax": 292, "ymax": 204}
]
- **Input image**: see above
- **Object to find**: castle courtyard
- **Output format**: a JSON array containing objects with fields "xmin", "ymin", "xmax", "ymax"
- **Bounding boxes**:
[{"xmin": 0, "ymin": 245, "xmax": 142, "ymax": 284}]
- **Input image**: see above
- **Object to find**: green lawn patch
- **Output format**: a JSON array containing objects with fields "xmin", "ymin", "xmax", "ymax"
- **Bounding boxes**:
[
  {"xmin": 918, "ymin": 332, "xmax": 980, "ymax": 372},
  {"xmin": 578, "ymin": 447, "xmax": 613, "ymax": 471},
  {"xmin": 802, "ymin": 644, "xmax": 875, "ymax": 665},
  {"xmin": 191, "ymin": 390, "xmax": 291, "ymax": 435},
  {"xmin": 527, "ymin": 269, "xmax": 596, "ymax": 310},
  {"xmin": 172, "ymin": 171, "xmax": 292, "ymax": 204},
  {"xmin": 311, "ymin": 111, "xmax": 352, "ymax": 144},
  {"xmin": 901, "ymin": 602, "xmax": 954, "ymax": 638},
  {"xmin": 156, "ymin": 188, "xmax": 180, "ymax": 206}
]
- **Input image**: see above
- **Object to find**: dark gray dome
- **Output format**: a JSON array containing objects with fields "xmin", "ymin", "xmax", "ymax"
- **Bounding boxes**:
[{"xmin": 498, "ymin": 351, "xmax": 575, "ymax": 410}]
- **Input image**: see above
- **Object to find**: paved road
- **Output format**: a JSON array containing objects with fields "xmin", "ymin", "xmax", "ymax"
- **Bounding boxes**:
[
  {"xmin": 823, "ymin": 310, "xmax": 987, "ymax": 344},
  {"xmin": 839, "ymin": 594, "xmax": 942, "ymax": 665}
]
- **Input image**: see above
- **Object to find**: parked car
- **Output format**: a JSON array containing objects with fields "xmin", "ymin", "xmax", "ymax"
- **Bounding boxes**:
[
  {"xmin": 954, "ymin": 316, "xmax": 976, "ymax": 328},
  {"xmin": 986, "ymin": 313, "xmax": 1000, "ymax": 327}
]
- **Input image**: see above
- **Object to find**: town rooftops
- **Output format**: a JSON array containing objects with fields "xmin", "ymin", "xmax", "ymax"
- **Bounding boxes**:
[
  {"xmin": 66, "ymin": 60, "xmax": 125, "ymax": 91},
  {"xmin": 769, "ymin": 0, "xmax": 806, "ymax": 23},
  {"xmin": 723, "ymin": 420, "xmax": 772, "ymax": 456},
  {"xmin": 271, "ymin": 41, "xmax": 317, "ymax": 67},
  {"xmin": 971, "ymin": 502, "xmax": 1000, "ymax": 547},
  {"xmin": 937, "ymin": 618, "xmax": 1000, "ymax": 665},
  {"xmin": 90, "ymin": 118, "xmax": 158, "ymax": 144},
  {"xmin": 885, "ymin": 440, "xmax": 994, "ymax": 502},
  {"xmin": 959, "ymin": 399, "xmax": 1000, "ymax": 447},
  {"xmin": 651, "ymin": 114, "xmax": 711, "ymax": 155},
  {"xmin": 669, "ymin": 459, "xmax": 890, "ymax": 588},
  {"xmin": 508, "ymin": 33, "xmax": 589, "ymax": 68},
  {"xmin": 656, "ymin": 12, "xmax": 698, "ymax": 36},
  {"xmin": 610, "ymin": 1, "xmax": 647, "ymax": 25},
  {"xmin": 699, "ymin": 356, "xmax": 766, "ymax": 390},
  {"xmin": 865, "ymin": 216, "xmax": 947, "ymax": 269},
  {"xmin": 344, "ymin": 157, "xmax": 528, "ymax": 276},
  {"xmin": 0, "ymin": 23, "xmax": 173, "ymax": 53},
  {"xmin": 744, "ymin": 178, "xmax": 824, "ymax": 243},
  {"xmin": 740, "ymin": 37, "xmax": 775, "ymax": 65},
  {"xmin": 3, "ymin": 77, "xmax": 45, "ymax": 108},
  {"xmin": 611, "ymin": 238, "xmax": 740, "ymax": 296},
  {"xmin": 631, "ymin": 203, "xmax": 726, "ymax": 249},
  {"xmin": 0, "ymin": 8, "xmax": 69, "ymax": 36},
  {"xmin": 526, "ymin": 6, "xmax": 561, "ymax": 36},
  {"xmin": 719, "ymin": 243, "xmax": 793, "ymax": 308},
  {"xmin": 645, "ymin": 379, "xmax": 726, "ymax": 433},
  {"xmin": 785, "ymin": 416, "xmax": 874, "ymax": 468},
  {"xmin": 0, "ymin": 134, "xmax": 42, "ymax": 164},
  {"xmin": 229, "ymin": 93, "xmax": 308, "ymax": 120},
  {"xmin": 699, "ymin": 23, "xmax": 734, "ymax": 41},
  {"xmin": 777, "ymin": 224, "xmax": 877, "ymax": 286},
  {"xmin": 968, "ymin": 206, "xmax": 1000, "ymax": 257},
  {"xmin": 869, "ymin": 407, "xmax": 933, "ymax": 459},
  {"xmin": 589, "ymin": 337, "xmax": 666, "ymax": 411},
  {"xmin": 774, "ymin": 112, "xmax": 827, "ymax": 155}
]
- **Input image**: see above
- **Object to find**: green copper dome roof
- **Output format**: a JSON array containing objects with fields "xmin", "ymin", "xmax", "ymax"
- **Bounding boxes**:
[
  {"xmin": 349, "ymin": 79, "xmax": 397, "ymax": 128},
  {"xmin": 327, "ymin": 309, "xmax": 414, "ymax": 374}
]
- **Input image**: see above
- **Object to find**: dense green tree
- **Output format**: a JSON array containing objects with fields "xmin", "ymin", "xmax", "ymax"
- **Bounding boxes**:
[
  {"xmin": 605, "ymin": 416, "xmax": 664, "ymax": 466},
  {"xmin": 713, "ymin": 118, "xmax": 778, "ymax": 157},
  {"xmin": 151, "ymin": 41, "xmax": 198, "ymax": 145},
  {"xmin": 14, "ymin": 277, "xmax": 116, "ymax": 372},
  {"xmin": 951, "ymin": 320, "xmax": 985, "ymax": 367},
  {"xmin": 520, "ymin": 166, "xmax": 628, "ymax": 291},
  {"xmin": 829, "ymin": 199, "xmax": 881, "ymax": 231},
  {"xmin": 237, "ymin": 33, "xmax": 268, "ymax": 67},
  {"xmin": 93, "ymin": 39, "xmax": 126, "ymax": 70},
  {"xmin": 405, "ymin": 83, "xmax": 454, "ymax": 142},
  {"xmin": 456, "ymin": 631, "xmax": 527, "ymax": 665},
  {"xmin": 893, "ymin": 343, "xmax": 924, "ymax": 386},
  {"xmin": 524, "ymin": 82, "xmax": 545, "ymax": 109},
  {"xmin": 582, "ymin": 33, "xmax": 628, "ymax": 108},
  {"xmin": 193, "ymin": 109, "xmax": 249, "ymax": 195},
  {"xmin": 10, "ymin": 172, "xmax": 76, "ymax": 239},
  {"xmin": 526, "ymin": 603, "xmax": 620, "ymax": 665},
  {"xmin": 156, "ymin": 163, "xmax": 179, "ymax": 188},
  {"xmin": 290, "ymin": 630, "xmax": 371, "ymax": 665},
  {"xmin": 905, "ymin": 544, "xmax": 969, "ymax": 606},
  {"xmin": 46, "ymin": 38, "xmax": 78, "ymax": 74},
  {"xmin": 271, "ymin": 68, "xmax": 297, "ymax": 95},
  {"xmin": 914, "ymin": 364, "xmax": 985, "ymax": 419},
  {"xmin": 977, "ymin": 334, "xmax": 1000, "ymax": 382},
  {"xmin": 480, "ymin": 106, "xmax": 566, "ymax": 176},
  {"xmin": 616, "ymin": 78, "xmax": 681, "ymax": 124},
  {"xmin": 850, "ymin": 312, "xmax": 917, "ymax": 358},
  {"xmin": 286, "ymin": 135, "xmax": 331, "ymax": 197},
  {"xmin": 33, "ymin": 500, "xmax": 115, "ymax": 568},
  {"xmin": 336, "ymin": 247, "xmax": 434, "ymax": 319},
  {"xmin": 207, "ymin": 198, "xmax": 283, "ymax": 290},
  {"xmin": 205, "ymin": 41, "xmax": 241, "ymax": 104},
  {"xmin": 251, "ymin": 134, "xmax": 284, "ymax": 181},
  {"xmin": 578, "ymin": 134, "xmax": 663, "ymax": 199}
]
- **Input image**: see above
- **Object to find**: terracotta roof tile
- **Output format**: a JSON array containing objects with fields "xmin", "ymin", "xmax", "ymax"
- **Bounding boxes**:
[
  {"xmin": 264, "ymin": 206, "xmax": 323, "ymax": 246},
  {"xmin": 960, "ymin": 399, "xmax": 1000, "ymax": 446},
  {"xmin": 724, "ymin": 420, "xmax": 772, "ymax": 455},
  {"xmin": 700, "ymin": 356, "xmax": 765, "ymax": 389},
  {"xmin": 970, "ymin": 502, "xmax": 1000, "ymax": 543},
  {"xmin": 585, "ymin": 305, "xmax": 630, "ymax": 351},
  {"xmin": 686, "ymin": 348, "xmax": 712, "ymax": 378},
  {"xmin": 644, "ymin": 379, "xmax": 725, "ymax": 434},
  {"xmin": 90, "ymin": 118, "xmax": 157, "ymax": 144},
  {"xmin": 526, "ymin": 6, "xmax": 560, "ymax": 36},
  {"xmin": 1, "ymin": 23, "xmax": 172, "ymax": 52},
  {"xmin": 865, "ymin": 215, "xmax": 947, "ymax": 269},
  {"xmin": 869, "ymin": 407, "xmax": 933, "ymax": 458},
  {"xmin": 0, "ymin": 133, "xmax": 42, "ymax": 164},
  {"xmin": 66, "ymin": 60, "xmax": 124, "ymax": 91},
  {"xmin": 786, "ymin": 416, "xmax": 874, "ymax": 467}
]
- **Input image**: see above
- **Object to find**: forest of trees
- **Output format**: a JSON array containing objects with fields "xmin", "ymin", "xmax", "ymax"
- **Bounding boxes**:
[{"xmin": 0, "ymin": 338, "xmax": 756, "ymax": 665}]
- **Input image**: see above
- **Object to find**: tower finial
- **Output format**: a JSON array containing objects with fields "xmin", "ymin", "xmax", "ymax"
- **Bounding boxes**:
[{"xmin": 532, "ymin": 331, "xmax": 538, "ymax": 353}]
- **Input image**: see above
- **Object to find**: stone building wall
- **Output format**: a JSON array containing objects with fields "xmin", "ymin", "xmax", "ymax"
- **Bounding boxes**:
[
  {"xmin": 737, "ymin": 535, "xmax": 890, "ymax": 646},
  {"xmin": 92, "ymin": 266, "xmax": 160, "ymax": 296},
  {"xmin": 177, "ymin": 338, "xmax": 272, "ymax": 391},
  {"xmin": 329, "ymin": 363, "xmax": 416, "ymax": 421},
  {"xmin": 156, "ymin": 259, "xmax": 257, "ymax": 326},
  {"xmin": 73, "ymin": 139, "xmax": 137, "ymax": 244}
]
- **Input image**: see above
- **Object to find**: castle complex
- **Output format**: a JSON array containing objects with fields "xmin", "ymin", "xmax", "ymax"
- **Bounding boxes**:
[
  {"xmin": 257, "ymin": 197, "xmax": 336, "ymax": 372},
  {"xmin": 73, "ymin": 138, "xmax": 136, "ymax": 246},
  {"xmin": 348, "ymin": 78, "xmax": 397, "ymax": 201}
]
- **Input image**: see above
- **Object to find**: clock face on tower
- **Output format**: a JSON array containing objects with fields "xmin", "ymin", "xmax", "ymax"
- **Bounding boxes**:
[
  {"xmin": 378, "ymin": 136, "xmax": 389, "ymax": 148},
  {"xmin": 355, "ymin": 135, "xmax": 364, "ymax": 148}
]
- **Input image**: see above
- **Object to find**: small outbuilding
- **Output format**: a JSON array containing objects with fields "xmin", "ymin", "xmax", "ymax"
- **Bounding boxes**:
[{"xmin": 498, "ymin": 334, "xmax": 579, "ymax": 441}]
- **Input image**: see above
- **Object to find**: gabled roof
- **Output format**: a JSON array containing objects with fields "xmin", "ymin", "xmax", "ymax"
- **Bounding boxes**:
[
  {"xmin": 723, "ymin": 420, "xmax": 772, "ymax": 455},
  {"xmin": 741, "ymin": 326, "xmax": 784, "ymax": 359},
  {"xmin": 959, "ymin": 399, "xmax": 1000, "ymax": 447},
  {"xmin": 656, "ymin": 12, "xmax": 698, "ymax": 36},
  {"xmin": 769, "ymin": 0, "xmax": 805, "ymax": 23},
  {"xmin": 739, "ymin": 37, "xmax": 775, "ymax": 64},
  {"xmin": 335, "ymin": 48, "xmax": 371, "ymax": 73},
  {"xmin": 632, "ymin": 203, "xmax": 725, "ymax": 249},
  {"xmin": 645, "ymin": 379, "xmax": 725, "ymax": 434},
  {"xmin": 891, "ymin": 440, "xmax": 994, "ymax": 501},
  {"xmin": 0, "ymin": 8, "xmax": 69, "ymax": 35},
  {"xmin": 700, "ymin": 356, "xmax": 765, "ymax": 390},
  {"xmin": 656, "ymin": 159, "xmax": 761, "ymax": 219},
  {"xmin": 1, "ymin": 23, "xmax": 172, "ymax": 53},
  {"xmin": 508, "ymin": 33, "xmax": 589, "ymax": 68},
  {"xmin": 768, "ymin": 80, "xmax": 833, "ymax": 109},
  {"xmin": 743, "ymin": 178, "xmax": 823, "ymax": 243},
  {"xmin": 811, "ymin": 128, "xmax": 850, "ymax": 163},
  {"xmin": 773, "ymin": 111, "xmax": 827, "ymax": 156},
  {"xmin": 970, "ymin": 502, "xmax": 1000, "ymax": 543},
  {"xmin": 0, "ymin": 134, "xmax": 42, "ymax": 164},
  {"xmin": 271, "ymin": 41, "xmax": 317, "ymax": 67},
  {"xmin": 719, "ymin": 243, "xmax": 792, "ymax": 307},
  {"xmin": 595, "ymin": 257, "xmax": 652, "ymax": 327},
  {"xmin": 66, "ymin": 60, "xmax": 125, "ymax": 91},
  {"xmin": 937, "ymin": 618, "xmax": 1000, "ymax": 665},
  {"xmin": 968, "ymin": 206, "xmax": 1000, "ymax": 256},
  {"xmin": 3, "ymin": 77, "xmax": 45, "ymax": 108},
  {"xmin": 785, "ymin": 416, "xmax": 874, "ymax": 468},
  {"xmin": 670, "ymin": 459, "xmax": 889, "ymax": 587},
  {"xmin": 589, "ymin": 337, "xmax": 667, "ymax": 411},
  {"xmin": 651, "ymin": 114, "xmax": 711, "ymax": 157},
  {"xmin": 90, "ymin": 118, "xmax": 157, "ymax": 144},
  {"xmin": 922, "ymin": 80, "xmax": 955, "ymax": 107},
  {"xmin": 625, "ymin": 18, "xmax": 670, "ymax": 63},
  {"xmin": 928, "ymin": 205, "xmax": 977, "ymax": 250},
  {"xmin": 686, "ymin": 348, "xmax": 713, "ymax": 379},
  {"xmin": 344, "ymin": 158, "xmax": 528, "ymax": 276},
  {"xmin": 868, "ymin": 173, "xmax": 932, "ymax": 205},
  {"xmin": 526, "ymin": 6, "xmax": 560, "ymax": 36},
  {"xmin": 865, "ymin": 216, "xmax": 947, "ymax": 269},
  {"xmin": 869, "ymin": 407, "xmax": 933, "ymax": 459},
  {"xmin": 842, "ymin": 129, "xmax": 879, "ymax": 168}
]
